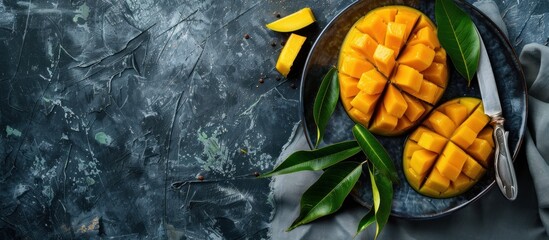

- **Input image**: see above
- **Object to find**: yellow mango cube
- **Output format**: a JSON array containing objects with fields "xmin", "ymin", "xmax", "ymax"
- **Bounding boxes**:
[
  {"xmin": 410, "ymin": 126, "xmax": 432, "ymax": 142},
  {"xmin": 340, "ymin": 55, "xmax": 375, "ymax": 79},
  {"xmin": 373, "ymin": 44, "xmax": 396, "ymax": 77},
  {"xmin": 435, "ymin": 155, "xmax": 461, "ymax": 181},
  {"xmin": 403, "ymin": 93, "xmax": 426, "ymax": 122},
  {"xmin": 376, "ymin": 8, "xmax": 397, "ymax": 23},
  {"xmin": 413, "ymin": 79, "xmax": 442, "ymax": 104},
  {"xmin": 356, "ymin": 13, "xmax": 387, "ymax": 43},
  {"xmin": 466, "ymin": 138, "xmax": 493, "ymax": 168},
  {"xmin": 459, "ymin": 98, "xmax": 481, "ymax": 115},
  {"xmin": 478, "ymin": 127, "xmax": 494, "ymax": 148},
  {"xmin": 427, "ymin": 111, "xmax": 456, "ymax": 138},
  {"xmin": 350, "ymin": 91, "xmax": 380, "ymax": 115},
  {"xmin": 434, "ymin": 48, "xmax": 447, "ymax": 63},
  {"xmin": 408, "ymin": 27, "xmax": 440, "ymax": 49},
  {"xmin": 404, "ymin": 141, "xmax": 423, "ymax": 158},
  {"xmin": 394, "ymin": 9, "xmax": 420, "ymax": 40},
  {"xmin": 383, "ymin": 85, "xmax": 408, "ymax": 118},
  {"xmin": 413, "ymin": 16, "xmax": 434, "ymax": 33},
  {"xmin": 406, "ymin": 167, "xmax": 424, "ymax": 191},
  {"xmin": 462, "ymin": 108, "xmax": 490, "ymax": 134},
  {"xmin": 423, "ymin": 168, "xmax": 450, "ymax": 193},
  {"xmin": 275, "ymin": 33, "xmax": 307, "ymax": 77},
  {"xmin": 418, "ymin": 131, "xmax": 448, "ymax": 153},
  {"xmin": 338, "ymin": 73, "xmax": 360, "ymax": 98},
  {"xmin": 369, "ymin": 104, "xmax": 398, "ymax": 132},
  {"xmin": 411, "ymin": 149, "xmax": 438, "ymax": 175},
  {"xmin": 451, "ymin": 125, "xmax": 477, "ymax": 149},
  {"xmin": 462, "ymin": 157, "xmax": 486, "ymax": 179},
  {"xmin": 420, "ymin": 185, "xmax": 442, "ymax": 197},
  {"xmin": 385, "ymin": 22, "xmax": 407, "ymax": 55},
  {"xmin": 351, "ymin": 33, "xmax": 378, "ymax": 63},
  {"xmin": 357, "ymin": 69, "xmax": 387, "ymax": 94},
  {"xmin": 421, "ymin": 62, "xmax": 447, "ymax": 87},
  {"xmin": 441, "ymin": 142, "xmax": 468, "ymax": 170},
  {"xmin": 266, "ymin": 7, "xmax": 316, "ymax": 32},
  {"xmin": 349, "ymin": 108, "xmax": 373, "ymax": 124},
  {"xmin": 394, "ymin": 114, "xmax": 414, "ymax": 133},
  {"xmin": 398, "ymin": 43, "xmax": 435, "ymax": 71},
  {"xmin": 392, "ymin": 64, "xmax": 423, "ymax": 93},
  {"xmin": 444, "ymin": 103, "xmax": 469, "ymax": 126}
]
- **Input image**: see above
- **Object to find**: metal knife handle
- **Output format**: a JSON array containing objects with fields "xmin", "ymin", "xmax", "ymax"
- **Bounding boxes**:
[{"xmin": 492, "ymin": 118, "xmax": 518, "ymax": 200}]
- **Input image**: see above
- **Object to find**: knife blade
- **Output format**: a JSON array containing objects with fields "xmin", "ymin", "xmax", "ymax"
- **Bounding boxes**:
[{"xmin": 476, "ymin": 27, "xmax": 518, "ymax": 200}]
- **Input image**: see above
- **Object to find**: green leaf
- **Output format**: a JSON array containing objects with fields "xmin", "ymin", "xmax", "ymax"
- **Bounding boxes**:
[
  {"xmin": 313, "ymin": 67, "xmax": 339, "ymax": 148},
  {"xmin": 369, "ymin": 167, "xmax": 393, "ymax": 240},
  {"xmin": 355, "ymin": 209, "xmax": 375, "ymax": 237},
  {"xmin": 435, "ymin": 0, "xmax": 480, "ymax": 84},
  {"xmin": 259, "ymin": 140, "xmax": 361, "ymax": 178},
  {"xmin": 352, "ymin": 124, "xmax": 398, "ymax": 183},
  {"xmin": 287, "ymin": 161, "xmax": 363, "ymax": 231}
]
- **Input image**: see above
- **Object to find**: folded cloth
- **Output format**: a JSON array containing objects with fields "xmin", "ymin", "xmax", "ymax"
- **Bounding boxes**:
[{"xmin": 270, "ymin": 1, "xmax": 549, "ymax": 239}]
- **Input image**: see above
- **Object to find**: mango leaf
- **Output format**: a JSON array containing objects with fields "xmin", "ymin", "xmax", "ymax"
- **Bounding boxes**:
[
  {"xmin": 369, "ymin": 167, "xmax": 393, "ymax": 240},
  {"xmin": 355, "ymin": 208, "xmax": 375, "ymax": 237},
  {"xmin": 435, "ymin": 0, "xmax": 480, "ymax": 84},
  {"xmin": 313, "ymin": 67, "xmax": 339, "ymax": 148},
  {"xmin": 259, "ymin": 140, "xmax": 361, "ymax": 178},
  {"xmin": 352, "ymin": 124, "xmax": 398, "ymax": 183},
  {"xmin": 287, "ymin": 161, "xmax": 363, "ymax": 231}
]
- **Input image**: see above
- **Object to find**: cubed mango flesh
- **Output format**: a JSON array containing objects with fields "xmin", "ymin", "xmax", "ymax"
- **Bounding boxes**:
[
  {"xmin": 373, "ymin": 44, "xmax": 396, "ymax": 77},
  {"xmin": 338, "ymin": 73, "xmax": 360, "ymax": 98},
  {"xmin": 383, "ymin": 85, "xmax": 408, "ymax": 118},
  {"xmin": 398, "ymin": 43, "xmax": 436, "ymax": 72},
  {"xmin": 403, "ymin": 98, "xmax": 494, "ymax": 198},
  {"xmin": 338, "ymin": 6, "xmax": 448, "ymax": 136},
  {"xmin": 357, "ymin": 69, "xmax": 387, "ymax": 94}
]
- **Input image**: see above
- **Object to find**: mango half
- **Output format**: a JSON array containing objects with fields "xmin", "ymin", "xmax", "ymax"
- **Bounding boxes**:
[
  {"xmin": 338, "ymin": 6, "xmax": 448, "ymax": 136},
  {"xmin": 403, "ymin": 97, "xmax": 494, "ymax": 198}
]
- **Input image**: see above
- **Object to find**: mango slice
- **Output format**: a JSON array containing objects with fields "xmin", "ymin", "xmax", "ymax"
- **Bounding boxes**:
[
  {"xmin": 338, "ymin": 6, "xmax": 448, "ymax": 136},
  {"xmin": 275, "ymin": 34, "xmax": 306, "ymax": 77},
  {"xmin": 266, "ymin": 8, "xmax": 316, "ymax": 32},
  {"xmin": 403, "ymin": 98, "xmax": 494, "ymax": 198}
]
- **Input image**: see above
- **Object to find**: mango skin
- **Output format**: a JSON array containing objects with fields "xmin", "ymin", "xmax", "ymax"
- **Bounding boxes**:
[
  {"xmin": 338, "ymin": 6, "xmax": 448, "ymax": 136},
  {"xmin": 403, "ymin": 98, "xmax": 494, "ymax": 198}
]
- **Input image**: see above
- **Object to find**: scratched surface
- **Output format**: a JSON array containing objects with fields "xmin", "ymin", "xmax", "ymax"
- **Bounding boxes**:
[{"xmin": 0, "ymin": 0, "xmax": 547, "ymax": 239}]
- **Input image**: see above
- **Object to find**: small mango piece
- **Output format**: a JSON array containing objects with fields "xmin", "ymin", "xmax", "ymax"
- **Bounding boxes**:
[
  {"xmin": 394, "ymin": 9, "xmax": 420, "ymax": 40},
  {"xmin": 427, "ymin": 111, "xmax": 456, "ymax": 138},
  {"xmin": 413, "ymin": 16, "xmax": 434, "ymax": 33},
  {"xmin": 373, "ymin": 44, "xmax": 396, "ymax": 77},
  {"xmin": 478, "ymin": 127, "xmax": 495, "ymax": 148},
  {"xmin": 421, "ymin": 62, "xmax": 448, "ymax": 87},
  {"xmin": 418, "ymin": 131, "xmax": 448, "ymax": 153},
  {"xmin": 392, "ymin": 64, "xmax": 423, "ymax": 93},
  {"xmin": 444, "ymin": 103, "xmax": 469, "ymax": 126},
  {"xmin": 369, "ymin": 104, "xmax": 398, "ymax": 133},
  {"xmin": 411, "ymin": 149, "xmax": 438, "ymax": 175},
  {"xmin": 349, "ymin": 108, "xmax": 373, "ymax": 124},
  {"xmin": 408, "ymin": 27, "xmax": 440, "ymax": 49},
  {"xmin": 398, "ymin": 43, "xmax": 436, "ymax": 72},
  {"xmin": 385, "ymin": 22, "xmax": 407, "ymax": 55},
  {"xmin": 350, "ymin": 91, "xmax": 380, "ymax": 116},
  {"xmin": 351, "ymin": 33, "xmax": 379, "ymax": 63},
  {"xmin": 356, "ymin": 13, "xmax": 387, "ymax": 43},
  {"xmin": 266, "ymin": 8, "xmax": 316, "ymax": 32},
  {"xmin": 383, "ymin": 85, "xmax": 408, "ymax": 118},
  {"xmin": 451, "ymin": 125, "xmax": 477, "ymax": 149},
  {"xmin": 462, "ymin": 107, "xmax": 490, "ymax": 134},
  {"xmin": 434, "ymin": 48, "xmax": 447, "ymax": 63},
  {"xmin": 423, "ymin": 168, "xmax": 450, "ymax": 193},
  {"xmin": 275, "ymin": 33, "xmax": 306, "ymax": 77},
  {"xmin": 466, "ymin": 138, "xmax": 493, "ymax": 168},
  {"xmin": 403, "ymin": 93, "xmax": 426, "ymax": 122},
  {"xmin": 357, "ymin": 69, "xmax": 387, "ymax": 95},
  {"xmin": 339, "ymin": 73, "xmax": 360, "ymax": 98},
  {"xmin": 376, "ymin": 8, "xmax": 398, "ymax": 23},
  {"xmin": 340, "ymin": 55, "xmax": 375, "ymax": 78},
  {"xmin": 435, "ymin": 155, "xmax": 461, "ymax": 181}
]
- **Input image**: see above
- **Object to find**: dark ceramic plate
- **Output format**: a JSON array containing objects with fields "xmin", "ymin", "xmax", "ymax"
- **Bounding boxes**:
[{"xmin": 299, "ymin": 0, "xmax": 527, "ymax": 219}]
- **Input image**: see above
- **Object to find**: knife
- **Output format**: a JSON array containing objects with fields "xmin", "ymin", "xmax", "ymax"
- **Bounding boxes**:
[{"xmin": 475, "ymin": 27, "xmax": 518, "ymax": 200}]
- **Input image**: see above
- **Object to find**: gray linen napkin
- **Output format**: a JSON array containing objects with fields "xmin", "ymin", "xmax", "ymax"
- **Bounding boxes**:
[{"xmin": 270, "ymin": 1, "xmax": 549, "ymax": 239}]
